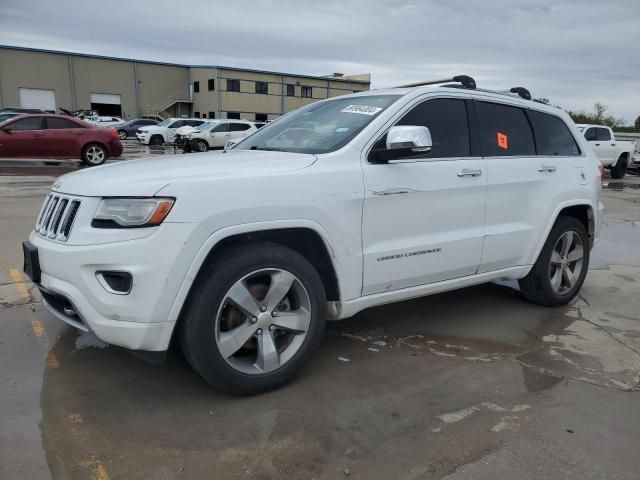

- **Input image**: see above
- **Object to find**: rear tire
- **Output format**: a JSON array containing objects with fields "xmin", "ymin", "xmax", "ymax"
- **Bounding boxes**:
[
  {"xmin": 519, "ymin": 216, "xmax": 589, "ymax": 306},
  {"xmin": 149, "ymin": 135, "xmax": 164, "ymax": 146},
  {"xmin": 117, "ymin": 130, "xmax": 127, "ymax": 140},
  {"xmin": 610, "ymin": 156, "xmax": 628, "ymax": 179},
  {"xmin": 81, "ymin": 143, "xmax": 107, "ymax": 166},
  {"xmin": 179, "ymin": 243, "xmax": 327, "ymax": 394}
]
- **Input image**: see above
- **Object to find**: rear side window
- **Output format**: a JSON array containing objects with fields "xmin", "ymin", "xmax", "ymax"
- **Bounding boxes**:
[
  {"xmin": 528, "ymin": 110, "xmax": 580, "ymax": 156},
  {"xmin": 46, "ymin": 118, "xmax": 83, "ymax": 129},
  {"xmin": 476, "ymin": 102, "xmax": 535, "ymax": 156},
  {"xmin": 396, "ymin": 98, "xmax": 470, "ymax": 158},
  {"xmin": 596, "ymin": 127, "xmax": 611, "ymax": 141},
  {"xmin": 9, "ymin": 117, "xmax": 44, "ymax": 131},
  {"xmin": 213, "ymin": 123, "xmax": 229, "ymax": 133},
  {"xmin": 229, "ymin": 123, "xmax": 251, "ymax": 132}
]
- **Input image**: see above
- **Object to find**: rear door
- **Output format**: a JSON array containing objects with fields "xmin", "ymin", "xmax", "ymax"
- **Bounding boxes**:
[
  {"xmin": 0, "ymin": 116, "xmax": 46, "ymax": 157},
  {"xmin": 44, "ymin": 117, "xmax": 86, "ymax": 158},
  {"xmin": 478, "ymin": 101, "xmax": 581, "ymax": 272},
  {"xmin": 229, "ymin": 122, "xmax": 252, "ymax": 140},
  {"xmin": 596, "ymin": 127, "xmax": 615, "ymax": 163}
]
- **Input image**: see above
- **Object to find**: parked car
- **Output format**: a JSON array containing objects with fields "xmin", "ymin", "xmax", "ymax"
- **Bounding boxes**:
[
  {"xmin": 86, "ymin": 116, "xmax": 125, "ymax": 128},
  {"xmin": 23, "ymin": 76, "xmax": 603, "ymax": 394},
  {"xmin": 178, "ymin": 120, "xmax": 258, "ymax": 153},
  {"xmin": 115, "ymin": 118, "xmax": 159, "ymax": 140},
  {"xmin": 140, "ymin": 115, "xmax": 165, "ymax": 123},
  {"xmin": 0, "ymin": 114, "xmax": 122, "ymax": 166},
  {"xmin": 576, "ymin": 124, "xmax": 636, "ymax": 179},
  {"xmin": 0, "ymin": 112, "xmax": 21, "ymax": 123},
  {"xmin": 136, "ymin": 118, "xmax": 205, "ymax": 145}
]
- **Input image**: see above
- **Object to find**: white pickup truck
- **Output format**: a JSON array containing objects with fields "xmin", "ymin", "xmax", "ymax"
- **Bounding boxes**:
[
  {"xmin": 576, "ymin": 124, "xmax": 636, "ymax": 178},
  {"xmin": 24, "ymin": 76, "xmax": 603, "ymax": 394}
]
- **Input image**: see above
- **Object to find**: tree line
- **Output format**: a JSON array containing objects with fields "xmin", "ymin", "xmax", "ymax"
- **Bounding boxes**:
[{"xmin": 534, "ymin": 99, "xmax": 640, "ymax": 133}]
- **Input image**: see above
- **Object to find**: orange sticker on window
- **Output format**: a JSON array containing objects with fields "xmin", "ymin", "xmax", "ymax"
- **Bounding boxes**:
[{"xmin": 497, "ymin": 131, "xmax": 508, "ymax": 150}]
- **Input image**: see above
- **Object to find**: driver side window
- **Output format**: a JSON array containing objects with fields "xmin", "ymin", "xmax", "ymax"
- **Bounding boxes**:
[{"xmin": 371, "ymin": 98, "xmax": 471, "ymax": 159}]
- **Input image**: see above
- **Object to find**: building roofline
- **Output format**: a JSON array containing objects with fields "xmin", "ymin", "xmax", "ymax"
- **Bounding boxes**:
[{"xmin": 0, "ymin": 44, "xmax": 371, "ymax": 85}]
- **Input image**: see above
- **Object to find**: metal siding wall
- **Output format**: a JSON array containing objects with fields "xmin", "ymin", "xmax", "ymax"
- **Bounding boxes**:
[
  {"xmin": 71, "ymin": 56, "xmax": 136, "ymax": 117},
  {"xmin": 190, "ymin": 67, "xmax": 218, "ymax": 117},
  {"xmin": 136, "ymin": 63, "xmax": 190, "ymax": 114},
  {"xmin": 0, "ymin": 48, "xmax": 73, "ymax": 109}
]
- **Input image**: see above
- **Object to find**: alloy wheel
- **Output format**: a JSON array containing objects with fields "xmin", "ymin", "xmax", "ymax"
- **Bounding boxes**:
[
  {"xmin": 549, "ymin": 230, "xmax": 584, "ymax": 295},
  {"xmin": 215, "ymin": 268, "xmax": 311, "ymax": 375},
  {"xmin": 85, "ymin": 146, "xmax": 105, "ymax": 164}
]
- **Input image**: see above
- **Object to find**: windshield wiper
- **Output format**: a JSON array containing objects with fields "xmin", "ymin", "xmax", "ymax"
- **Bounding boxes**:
[{"xmin": 249, "ymin": 146, "xmax": 284, "ymax": 152}]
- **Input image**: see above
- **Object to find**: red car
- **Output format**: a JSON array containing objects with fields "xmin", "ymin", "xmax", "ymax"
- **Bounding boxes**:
[{"xmin": 0, "ymin": 114, "xmax": 123, "ymax": 166}]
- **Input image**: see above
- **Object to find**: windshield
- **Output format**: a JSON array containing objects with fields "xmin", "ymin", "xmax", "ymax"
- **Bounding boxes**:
[
  {"xmin": 157, "ymin": 119, "xmax": 173, "ymax": 127},
  {"xmin": 236, "ymin": 95, "xmax": 401, "ymax": 154}
]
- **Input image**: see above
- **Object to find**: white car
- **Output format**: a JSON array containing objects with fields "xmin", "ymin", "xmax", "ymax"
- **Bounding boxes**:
[
  {"xmin": 576, "ymin": 124, "xmax": 636, "ymax": 179},
  {"xmin": 179, "ymin": 120, "xmax": 258, "ymax": 152},
  {"xmin": 136, "ymin": 118, "xmax": 205, "ymax": 145},
  {"xmin": 24, "ymin": 75, "xmax": 603, "ymax": 394},
  {"xmin": 86, "ymin": 116, "xmax": 124, "ymax": 128}
]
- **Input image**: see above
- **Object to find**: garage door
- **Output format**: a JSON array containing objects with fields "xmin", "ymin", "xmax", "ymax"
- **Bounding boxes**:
[
  {"xmin": 19, "ymin": 88, "xmax": 56, "ymax": 112},
  {"xmin": 90, "ymin": 93, "xmax": 122, "ymax": 117}
]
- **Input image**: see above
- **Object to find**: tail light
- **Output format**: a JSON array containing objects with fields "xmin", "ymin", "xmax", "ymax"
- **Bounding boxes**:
[
  {"xmin": 110, "ymin": 129, "xmax": 119, "ymax": 139},
  {"xmin": 598, "ymin": 164, "xmax": 605, "ymax": 186}
]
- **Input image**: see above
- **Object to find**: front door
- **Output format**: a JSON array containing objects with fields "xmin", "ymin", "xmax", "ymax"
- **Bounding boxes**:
[
  {"xmin": 362, "ymin": 97, "xmax": 487, "ymax": 295},
  {"xmin": 44, "ymin": 116, "xmax": 86, "ymax": 158},
  {"xmin": 210, "ymin": 123, "xmax": 231, "ymax": 148},
  {"xmin": 0, "ymin": 116, "xmax": 46, "ymax": 157}
]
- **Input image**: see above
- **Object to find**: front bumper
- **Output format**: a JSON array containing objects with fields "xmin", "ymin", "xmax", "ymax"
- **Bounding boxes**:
[
  {"xmin": 136, "ymin": 132, "xmax": 150, "ymax": 144},
  {"xmin": 29, "ymin": 222, "xmax": 209, "ymax": 351}
]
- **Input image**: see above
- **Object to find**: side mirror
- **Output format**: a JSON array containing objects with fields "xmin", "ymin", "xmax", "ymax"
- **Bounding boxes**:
[
  {"xmin": 370, "ymin": 126, "xmax": 432, "ymax": 163},
  {"xmin": 386, "ymin": 125, "xmax": 432, "ymax": 153}
]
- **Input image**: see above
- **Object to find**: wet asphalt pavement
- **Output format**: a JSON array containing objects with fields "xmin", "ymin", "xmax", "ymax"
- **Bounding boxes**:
[{"xmin": 1, "ymin": 148, "xmax": 639, "ymax": 479}]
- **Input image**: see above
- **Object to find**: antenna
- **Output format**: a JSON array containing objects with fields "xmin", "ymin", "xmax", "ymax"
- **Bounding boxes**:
[{"xmin": 395, "ymin": 75, "xmax": 476, "ymax": 90}]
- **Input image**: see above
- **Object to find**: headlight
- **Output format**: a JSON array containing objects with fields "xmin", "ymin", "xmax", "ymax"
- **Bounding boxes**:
[{"xmin": 92, "ymin": 198, "xmax": 174, "ymax": 228}]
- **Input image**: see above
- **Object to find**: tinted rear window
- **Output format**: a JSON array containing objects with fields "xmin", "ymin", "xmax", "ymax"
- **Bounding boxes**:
[
  {"xmin": 528, "ymin": 110, "xmax": 580, "ymax": 156},
  {"xmin": 476, "ymin": 102, "xmax": 535, "ymax": 156}
]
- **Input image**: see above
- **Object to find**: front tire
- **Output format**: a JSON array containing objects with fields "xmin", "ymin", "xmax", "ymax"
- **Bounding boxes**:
[
  {"xmin": 519, "ymin": 216, "xmax": 589, "ymax": 306},
  {"xmin": 179, "ymin": 243, "xmax": 327, "ymax": 394},
  {"xmin": 610, "ymin": 156, "xmax": 628, "ymax": 179},
  {"xmin": 149, "ymin": 135, "xmax": 164, "ymax": 146},
  {"xmin": 81, "ymin": 143, "xmax": 107, "ymax": 166},
  {"xmin": 192, "ymin": 139, "xmax": 209, "ymax": 152},
  {"xmin": 117, "ymin": 130, "xmax": 127, "ymax": 140}
]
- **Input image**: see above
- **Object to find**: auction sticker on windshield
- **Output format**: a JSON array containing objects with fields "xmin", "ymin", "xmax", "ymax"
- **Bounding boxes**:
[{"xmin": 341, "ymin": 105, "xmax": 383, "ymax": 115}]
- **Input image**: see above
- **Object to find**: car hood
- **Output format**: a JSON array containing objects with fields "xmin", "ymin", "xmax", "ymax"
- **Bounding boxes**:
[
  {"xmin": 51, "ymin": 150, "xmax": 318, "ymax": 197},
  {"xmin": 176, "ymin": 126, "xmax": 199, "ymax": 135},
  {"xmin": 138, "ymin": 125, "xmax": 162, "ymax": 133}
]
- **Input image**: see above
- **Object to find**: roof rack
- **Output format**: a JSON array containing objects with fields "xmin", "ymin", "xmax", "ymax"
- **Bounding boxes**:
[
  {"xmin": 395, "ymin": 75, "xmax": 476, "ymax": 90},
  {"xmin": 508, "ymin": 87, "xmax": 531, "ymax": 100}
]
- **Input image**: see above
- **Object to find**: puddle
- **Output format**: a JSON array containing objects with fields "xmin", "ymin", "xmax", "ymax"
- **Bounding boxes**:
[
  {"xmin": 604, "ymin": 181, "xmax": 640, "ymax": 191},
  {"xmin": 590, "ymin": 221, "xmax": 640, "ymax": 269}
]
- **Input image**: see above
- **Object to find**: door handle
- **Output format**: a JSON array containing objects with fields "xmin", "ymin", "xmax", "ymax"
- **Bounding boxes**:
[
  {"xmin": 457, "ymin": 168, "xmax": 482, "ymax": 177},
  {"xmin": 611, "ymin": 143, "xmax": 615, "ymax": 146},
  {"xmin": 538, "ymin": 165, "xmax": 557, "ymax": 173},
  {"xmin": 594, "ymin": 143, "xmax": 600, "ymax": 146}
]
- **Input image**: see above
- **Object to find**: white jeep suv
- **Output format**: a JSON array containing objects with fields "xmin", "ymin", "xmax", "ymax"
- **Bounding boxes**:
[
  {"xmin": 136, "ymin": 118, "xmax": 205, "ymax": 145},
  {"xmin": 24, "ymin": 76, "xmax": 603, "ymax": 394},
  {"xmin": 184, "ymin": 120, "xmax": 258, "ymax": 152}
]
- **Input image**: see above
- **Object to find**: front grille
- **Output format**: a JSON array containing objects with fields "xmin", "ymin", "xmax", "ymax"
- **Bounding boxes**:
[{"xmin": 35, "ymin": 193, "xmax": 81, "ymax": 241}]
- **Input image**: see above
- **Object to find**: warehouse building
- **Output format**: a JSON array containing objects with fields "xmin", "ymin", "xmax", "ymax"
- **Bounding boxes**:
[{"xmin": 0, "ymin": 45, "xmax": 371, "ymax": 121}]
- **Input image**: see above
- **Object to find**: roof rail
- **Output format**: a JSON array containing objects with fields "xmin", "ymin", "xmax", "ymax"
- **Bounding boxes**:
[{"xmin": 395, "ymin": 75, "xmax": 476, "ymax": 90}]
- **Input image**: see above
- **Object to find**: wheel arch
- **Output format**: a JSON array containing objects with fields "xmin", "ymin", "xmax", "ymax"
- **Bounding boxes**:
[
  {"xmin": 167, "ymin": 221, "xmax": 344, "ymax": 326},
  {"xmin": 530, "ymin": 201, "xmax": 595, "ymax": 266}
]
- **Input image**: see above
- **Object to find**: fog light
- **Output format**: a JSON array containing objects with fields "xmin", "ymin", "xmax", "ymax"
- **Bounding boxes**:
[{"xmin": 96, "ymin": 271, "xmax": 133, "ymax": 294}]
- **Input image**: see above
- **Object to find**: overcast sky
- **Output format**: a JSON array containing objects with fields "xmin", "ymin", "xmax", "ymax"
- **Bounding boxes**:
[{"xmin": 1, "ymin": 0, "xmax": 639, "ymax": 123}]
